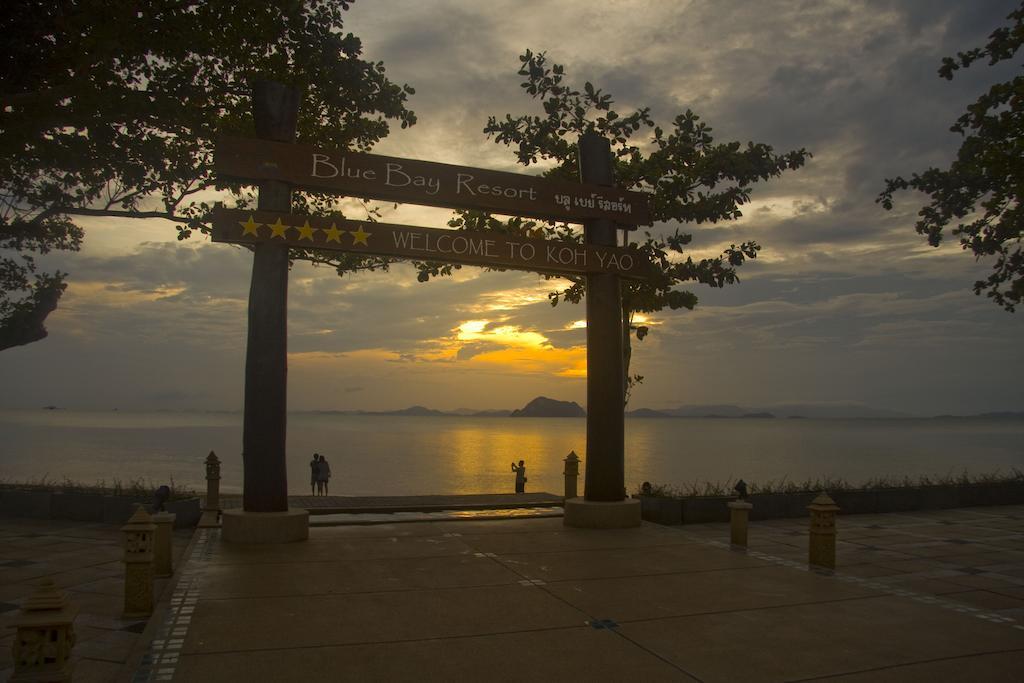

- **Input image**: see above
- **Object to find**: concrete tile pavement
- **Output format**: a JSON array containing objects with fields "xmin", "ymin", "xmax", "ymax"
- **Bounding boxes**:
[
  {"xmin": 684, "ymin": 505, "xmax": 1024, "ymax": 624},
  {"xmin": 0, "ymin": 516, "xmax": 191, "ymax": 682},
  {"xmin": 9, "ymin": 504, "xmax": 1024, "ymax": 681},
  {"xmin": 146, "ymin": 508, "xmax": 1024, "ymax": 682}
]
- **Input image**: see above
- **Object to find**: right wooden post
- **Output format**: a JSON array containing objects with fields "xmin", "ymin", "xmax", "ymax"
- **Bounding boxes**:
[
  {"xmin": 563, "ymin": 133, "xmax": 640, "ymax": 528},
  {"xmin": 579, "ymin": 132, "xmax": 626, "ymax": 502}
]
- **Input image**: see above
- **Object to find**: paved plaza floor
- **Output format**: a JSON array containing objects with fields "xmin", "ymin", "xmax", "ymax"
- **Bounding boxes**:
[
  {"xmin": 6, "ymin": 505, "xmax": 1024, "ymax": 681},
  {"xmin": 0, "ymin": 517, "xmax": 191, "ymax": 682},
  {"xmin": 139, "ymin": 505, "xmax": 1024, "ymax": 682}
]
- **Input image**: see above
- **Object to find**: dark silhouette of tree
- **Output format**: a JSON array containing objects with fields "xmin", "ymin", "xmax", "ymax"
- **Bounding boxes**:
[
  {"xmin": 418, "ymin": 51, "xmax": 809, "ymax": 403},
  {"xmin": 0, "ymin": 0, "xmax": 415, "ymax": 350},
  {"xmin": 879, "ymin": 2, "xmax": 1024, "ymax": 312}
]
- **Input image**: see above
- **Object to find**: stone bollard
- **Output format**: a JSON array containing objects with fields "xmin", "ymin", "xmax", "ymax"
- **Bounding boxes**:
[
  {"xmin": 152, "ymin": 511, "xmax": 176, "ymax": 578},
  {"xmin": 563, "ymin": 451, "xmax": 580, "ymax": 499},
  {"xmin": 10, "ymin": 579, "xmax": 78, "ymax": 682},
  {"xmin": 122, "ymin": 505, "xmax": 156, "ymax": 618},
  {"xmin": 727, "ymin": 499, "xmax": 753, "ymax": 548},
  {"xmin": 808, "ymin": 492, "xmax": 840, "ymax": 570},
  {"xmin": 205, "ymin": 450, "xmax": 221, "ymax": 511},
  {"xmin": 199, "ymin": 450, "xmax": 221, "ymax": 528}
]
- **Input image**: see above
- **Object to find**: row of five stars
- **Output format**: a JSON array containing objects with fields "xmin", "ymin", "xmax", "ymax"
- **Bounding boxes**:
[{"xmin": 239, "ymin": 215, "xmax": 371, "ymax": 245}]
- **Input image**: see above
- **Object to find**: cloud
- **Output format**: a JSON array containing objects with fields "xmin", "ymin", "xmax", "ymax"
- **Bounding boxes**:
[{"xmin": 2, "ymin": 0, "xmax": 1022, "ymax": 416}]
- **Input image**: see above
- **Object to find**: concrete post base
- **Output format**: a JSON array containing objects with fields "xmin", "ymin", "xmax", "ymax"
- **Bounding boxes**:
[
  {"xmin": 222, "ymin": 509, "xmax": 309, "ymax": 543},
  {"xmin": 563, "ymin": 497, "xmax": 641, "ymax": 529}
]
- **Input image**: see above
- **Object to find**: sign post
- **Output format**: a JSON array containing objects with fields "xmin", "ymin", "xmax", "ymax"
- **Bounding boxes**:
[
  {"xmin": 244, "ymin": 81, "xmax": 295, "ymax": 514},
  {"xmin": 562, "ymin": 133, "xmax": 641, "ymax": 528},
  {"xmin": 215, "ymin": 136, "xmax": 652, "ymax": 225},
  {"xmin": 210, "ymin": 208, "xmax": 653, "ymax": 281},
  {"xmin": 222, "ymin": 81, "xmax": 309, "ymax": 543},
  {"xmin": 215, "ymin": 105, "xmax": 648, "ymax": 537}
]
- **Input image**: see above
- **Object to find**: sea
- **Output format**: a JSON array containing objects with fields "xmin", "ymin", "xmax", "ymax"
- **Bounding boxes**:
[{"xmin": 1, "ymin": 410, "xmax": 1022, "ymax": 497}]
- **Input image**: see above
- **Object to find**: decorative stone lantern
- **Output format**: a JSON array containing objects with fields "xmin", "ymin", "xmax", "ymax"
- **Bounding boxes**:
[
  {"xmin": 808, "ymin": 492, "xmax": 840, "ymax": 570},
  {"xmin": 10, "ymin": 578, "xmax": 78, "ymax": 682},
  {"xmin": 205, "ymin": 450, "xmax": 221, "ymax": 511},
  {"xmin": 121, "ymin": 504, "xmax": 156, "ymax": 618},
  {"xmin": 199, "ymin": 451, "xmax": 222, "ymax": 528},
  {"xmin": 563, "ymin": 451, "xmax": 580, "ymax": 499}
]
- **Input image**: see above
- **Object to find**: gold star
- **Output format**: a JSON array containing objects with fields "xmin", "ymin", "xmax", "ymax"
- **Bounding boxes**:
[
  {"xmin": 239, "ymin": 215, "xmax": 261, "ymax": 237},
  {"xmin": 350, "ymin": 224, "xmax": 371, "ymax": 246},
  {"xmin": 321, "ymin": 223, "xmax": 343, "ymax": 243},
  {"xmin": 268, "ymin": 218, "xmax": 289, "ymax": 239},
  {"xmin": 296, "ymin": 220, "xmax": 315, "ymax": 241}
]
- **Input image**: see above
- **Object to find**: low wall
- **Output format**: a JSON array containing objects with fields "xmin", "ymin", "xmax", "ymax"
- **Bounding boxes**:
[
  {"xmin": 0, "ymin": 489, "xmax": 201, "ymax": 528},
  {"xmin": 637, "ymin": 481, "xmax": 1024, "ymax": 525}
]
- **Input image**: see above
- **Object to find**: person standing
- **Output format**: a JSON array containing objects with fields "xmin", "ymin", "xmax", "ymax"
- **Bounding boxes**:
[
  {"xmin": 511, "ymin": 460, "xmax": 527, "ymax": 494},
  {"xmin": 317, "ymin": 454, "xmax": 332, "ymax": 496},
  {"xmin": 309, "ymin": 453, "xmax": 319, "ymax": 496}
]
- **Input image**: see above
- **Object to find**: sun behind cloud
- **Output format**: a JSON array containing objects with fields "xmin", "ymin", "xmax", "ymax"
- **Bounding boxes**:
[{"xmin": 453, "ymin": 318, "xmax": 585, "ymax": 378}]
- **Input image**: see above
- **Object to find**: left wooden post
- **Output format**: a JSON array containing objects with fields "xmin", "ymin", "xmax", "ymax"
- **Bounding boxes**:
[
  {"xmin": 243, "ymin": 80, "xmax": 297, "ymax": 513},
  {"xmin": 222, "ymin": 80, "xmax": 309, "ymax": 543}
]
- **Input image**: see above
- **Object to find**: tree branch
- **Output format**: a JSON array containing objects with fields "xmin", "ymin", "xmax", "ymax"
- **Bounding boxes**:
[{"xmin": 59, "ymin": 207, "xmax": 191, "ymax": 223}]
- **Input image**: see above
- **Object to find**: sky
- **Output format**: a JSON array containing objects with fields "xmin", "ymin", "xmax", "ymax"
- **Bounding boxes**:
[{"xmin": 2, "ymin": 0, "xmax": 1023, "ymax": 416}]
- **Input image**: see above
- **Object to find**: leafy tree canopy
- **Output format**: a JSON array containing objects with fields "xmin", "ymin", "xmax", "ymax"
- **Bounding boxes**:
[
  {"xmin": 1, "ymin": 0, "xmax": 415, "ymax": 350},
  {"xmin": 879, "ymin": 2, "xmax": 1024, "ymax": 312},
  {"xmin": 420, "ymin": 50, "xmax": 809, "ymax": 403}
]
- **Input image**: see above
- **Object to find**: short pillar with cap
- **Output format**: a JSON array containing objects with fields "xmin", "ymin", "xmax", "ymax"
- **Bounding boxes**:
[
  {"xmin": 808, "ymin": 492, "xmax": 840, "ymax": 570},
  {"xmin": 122, "ymin": 505, "xmax": 156, "ymax": 618},
  {"xmin": 10, "ymin": 578, "xmax": 78, "ymax": 682},
  {"xmin": 199, "ymin": 451, "xmax": 221, "ymax": 528},
  {"xmin": 563, "ymin": 451, "xmax": 580, "ymax": 500},
  {"xmin": 152, "ymin": 511, "xmax": 176, "ymax": 578},
  {"xmin": 727, "ymin": 500, "xmax": 753, "ymax": 548}
]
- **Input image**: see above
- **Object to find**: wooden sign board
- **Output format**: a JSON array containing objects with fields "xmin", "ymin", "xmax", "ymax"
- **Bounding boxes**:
[
  {"xmin": 211, "ymin": 207, "xmax": 653, "ymax": 280},
  {"xmin": 215, "ymin": 136, "xmax": 652, "ymax": 226}
]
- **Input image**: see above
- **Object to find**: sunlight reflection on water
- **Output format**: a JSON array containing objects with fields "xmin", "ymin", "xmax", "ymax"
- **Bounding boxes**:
[{"xmin": 1, "ymin": 410, "xmax": 1022, "ymax": 496}]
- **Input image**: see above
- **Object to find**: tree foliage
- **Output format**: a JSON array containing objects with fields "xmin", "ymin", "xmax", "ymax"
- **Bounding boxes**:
[
  {"xmin": 0, "ymin": 0, "xmax": 415, "ymax": 350},
  {"xmin": 879, "ymin": 2, "xmax": 1024, "ymax": 312},
  {"xmin": 420, "ymin": 51, "xmax": 809, "ymax": 403}
]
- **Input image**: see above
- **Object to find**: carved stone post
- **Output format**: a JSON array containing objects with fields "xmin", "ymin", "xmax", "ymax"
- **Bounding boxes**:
[
  {"xmin": 563, "ymin": 451, "xmax": 580, "ymax": 500},
  {"xmin": 10, "ymin": 579, "xmax": 78, "ymax": 682},
  {"xmin": 205, "ymin": 450, "xmax": 221, "ymax": 512},
  {"xmin": 199, "ymin": 451, "xmax": 222, "ymax": 528},
  {"xmin": 728, "ymin": 499, "xmax": 753, "ymax": 548},
  {"xmin": 152, "ymin": 511, "xmax": 176, "ymax": 578},
  {"xmin": 122, "ymin": 505, "xmax": 156, "ymax": 618},
  {"xmin": 808, "ymin": 492, "xmax": 840, "ymax": 570}
]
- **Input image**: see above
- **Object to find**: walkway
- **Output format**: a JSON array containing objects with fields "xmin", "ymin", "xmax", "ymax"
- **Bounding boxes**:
[
  {"xmin": 0, "ymin": 517, "xmax": 192, "ymax": 682},
  {"xmin": 218, "ymin": 492, "xmax": 564, "ymax": 514},
  {"xmin": 133, "ymin": 505, "xmax": 1024, "ymax": 681}
]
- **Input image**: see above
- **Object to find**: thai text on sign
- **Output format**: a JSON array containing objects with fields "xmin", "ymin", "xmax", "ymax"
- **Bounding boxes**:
[
  {"xmin": 215, "ymin": 136, "xmax": 652, "ymax": 226},
  {"xmin": 210, "ymin": 208, "xmax": 653, "ymax": 280}
]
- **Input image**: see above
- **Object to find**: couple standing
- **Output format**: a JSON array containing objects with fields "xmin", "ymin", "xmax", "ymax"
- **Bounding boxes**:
[{"xmin": 310, "ymin": 453, "xmax": 332, "ymax": 496}]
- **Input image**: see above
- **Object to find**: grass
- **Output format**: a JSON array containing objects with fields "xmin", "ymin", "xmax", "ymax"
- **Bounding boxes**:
[
  {"xmin": 0, "ymin": 475, "xmax": 198, "ymax": 500},
  {"xmin": 636, "ymin": 468, "xmax": 1024, "ymax": 498}
]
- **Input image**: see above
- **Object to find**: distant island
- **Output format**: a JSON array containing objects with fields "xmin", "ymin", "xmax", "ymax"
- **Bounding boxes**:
[
  {"xmin": 80, "ymin": 400, "xmax": 1021, "ymax": 420},
  {"xmin": 296, "ymin": 399, "xmax": 1024, "ymax": 420},
  {"xmin": 510, "ymin": 396, "xmax": 586, "ymax": 418}
]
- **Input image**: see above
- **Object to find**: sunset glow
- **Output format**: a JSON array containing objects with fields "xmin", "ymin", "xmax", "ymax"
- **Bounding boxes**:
[{"xmin": 1, "ymin": 1, "xmax": 1020, "ymax": 417}]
